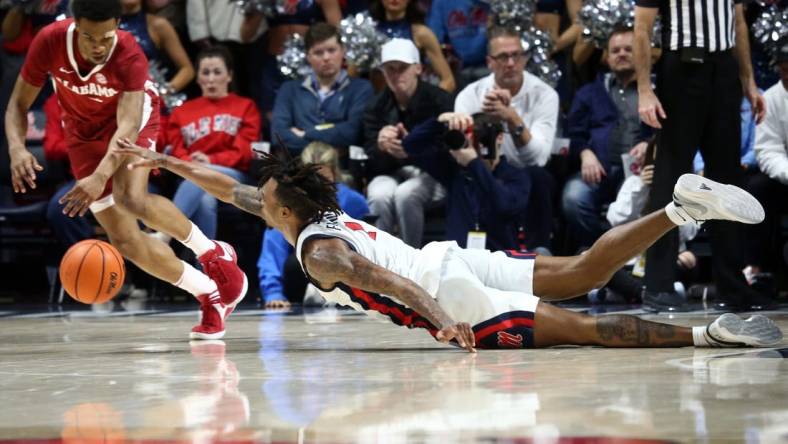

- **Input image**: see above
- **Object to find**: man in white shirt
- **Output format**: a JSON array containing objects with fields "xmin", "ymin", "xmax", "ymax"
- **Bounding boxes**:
[
  {"xmin": 749, "ymin": 38, "xmax": 788, "ymax": 289},
  {"xmin": 453, "ymin": 26, "xmax": 559, "ymax": 251},
  {"xmin": 454, "ymin": 26, "xmax": 559, "ymax": 169}
]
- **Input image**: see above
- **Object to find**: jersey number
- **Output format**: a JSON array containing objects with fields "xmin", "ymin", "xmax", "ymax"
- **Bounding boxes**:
[{"xmin": 344, "ymin": 222, "xmax": 377, "ymax": 240}]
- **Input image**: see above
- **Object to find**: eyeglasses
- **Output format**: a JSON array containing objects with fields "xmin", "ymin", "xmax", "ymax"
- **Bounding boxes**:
[{"xmin": 489, "ymin": 51, "xmax": 526, "ymax": 63}]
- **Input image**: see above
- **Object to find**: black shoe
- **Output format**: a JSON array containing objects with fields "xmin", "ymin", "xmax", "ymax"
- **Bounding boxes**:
[{"xmin": 642, "ymin": 290, "xmax": 688, "ymax": 312}]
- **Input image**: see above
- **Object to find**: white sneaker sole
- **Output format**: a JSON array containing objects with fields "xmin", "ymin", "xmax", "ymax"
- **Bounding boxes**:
[
  {"xmin": 189, "ymin": 329, "xmax": 226, "ymax": 340},
  {"xmin": 224, "ymin": 274, "xmax": 248, "ymax": 320},
  {"xmin": 675, "ymin": 174, "xmax": 765, "ymax": 224},
  {"xmin": 710, "ymin": 313, "xmax": 783, "ymax": 347}
]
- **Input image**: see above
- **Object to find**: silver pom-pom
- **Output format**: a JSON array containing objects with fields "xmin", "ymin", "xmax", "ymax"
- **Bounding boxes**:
[
  {"xmin": 339, "ymin": 13, "xmax": 389, "ymax": 72},
  {"xmin": 488, "ymin": 0, "xmax": 536, "ymax": 32},
  {"xmin": 753, "ymin": 5, "xmax": 788, "ymax": 65},
  {"xmin": 277, "ymin": 33, "xmax": 312, "ymax": 79},
  {"xmin": 521, "ymin": 27, "xmax": 562, "ymax": 88},
  {"xmin": 148, "ymin": 60, "xmax": 186, "ymax": 112},
  {"xmin": 578, "ymin": 0, "xmax": 662, "ymax": 48},
  {"xmin": 228, "ymin": 0, "xmax": 302, "ymax": 16}
]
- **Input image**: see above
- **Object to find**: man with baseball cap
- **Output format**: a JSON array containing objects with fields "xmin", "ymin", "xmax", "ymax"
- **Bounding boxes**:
[{"xmin": 362, "ymin": 38, "xmax": 453, "ymax": 247}]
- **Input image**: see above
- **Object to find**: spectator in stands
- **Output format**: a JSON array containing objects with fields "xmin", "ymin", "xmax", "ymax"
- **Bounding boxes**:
[
  {"xmin": 240, "ymin": 0, "xmax": 342, "ymax": 116},
  {"xmin": 369, "ymin": 0, "xmax": 455, "ymax": 92},
  {"xmin": 402, "ymin": 112, "xmax": 531, "ymax": 251},
  {"xmin": 271, "ymin": 22, "xmax": 374, "ymax": 155},
  {"xmin": 42, "ymin": 95, "xmax": 95, "ymax": 250},
  {"xmin": 1, "ymin": 0, "xmax": 69, "ymax": 160},
  {"xmin": 454, "ymin": 25, "xmax": 559, "ymax": 251},
  {"xmin": 186, "ymin": 0, "xmax": 266, "ymax": 96},
  {"xmin": 455, "ymin": 26, "xmax": 559, "ymax": 169},
  {"xmin": 120, "ymin": 0, "xmax": 194, "ymax": 93},
  {"xmin": 257, "ymin": 142, "xmax": 369, "ymax": 309},
  {"xmin": 362, "ymin": 38, "xmax": 452, "ymax": 247},
  {"xmin": 562, "ymin": 26, "xmax": 651, "ymax": 250},
  {"xmin": 150, "ymin": 46, "xmax": 261, "ymax": 242},
  {"xmin": 427, "ymin": 0, "xmax": 490, "ymax": 87},
  {"xmin": 749, "ymin": 39, "xmax": 788, "ymax": 296}
]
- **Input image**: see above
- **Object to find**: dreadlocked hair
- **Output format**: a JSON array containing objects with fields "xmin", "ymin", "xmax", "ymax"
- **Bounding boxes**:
[{"xmin": 257, "ymin": 151, "xmax": 341, "ymax": 222}]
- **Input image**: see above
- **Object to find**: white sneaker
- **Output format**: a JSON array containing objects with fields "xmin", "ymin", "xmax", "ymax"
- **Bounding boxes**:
[
  {"xmin": 672, "ymin": 174, "xmax": 765, "ymax": 224},
  {"xmin": 706, "ymin": 313, "xmax": 783, "ymax": 347}
]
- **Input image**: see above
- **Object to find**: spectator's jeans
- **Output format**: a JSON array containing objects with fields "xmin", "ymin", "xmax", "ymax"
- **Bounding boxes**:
[
  {"xmin": 173, "ymin": 164, "xmax": 249, "ymax": 239},
  {"xmin": 366, "ymin": 166, "xmax": 446, "ymax": 247},
  {"xmin": 561, "ymin": 165, "xmax": 624, "ymax": 250}
]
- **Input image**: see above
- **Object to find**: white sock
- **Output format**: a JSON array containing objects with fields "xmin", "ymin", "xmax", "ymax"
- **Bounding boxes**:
[
  {"xmin": 180, "ymin": 222, "xmax": 215, "ymax": 256},
  {"xmin": 174, "ymin": 261, "xmax": 217, "ymax": 297},
  {"xmin": 692, "ymin": 326, "xmax": 721, "ymax": 347},
  {"xmin": 664, "ymin": 202, "xmax": 692, "ymax": 226}
]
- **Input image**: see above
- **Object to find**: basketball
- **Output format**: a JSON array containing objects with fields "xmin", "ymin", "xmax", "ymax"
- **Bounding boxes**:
[{"xmin": 59, "ymin": 240, "xmax": 125, "ymax": 304}]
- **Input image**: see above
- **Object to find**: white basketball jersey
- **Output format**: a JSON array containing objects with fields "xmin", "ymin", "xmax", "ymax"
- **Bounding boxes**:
[{"xmin": 295, "ymin": 212, "xmax": 452, "ymax": 331}]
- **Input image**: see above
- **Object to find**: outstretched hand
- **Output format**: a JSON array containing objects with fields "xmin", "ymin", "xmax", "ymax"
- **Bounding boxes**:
[
  {"xmin": 116, "ymin": 138, "xmax": 166, "ymax": 170},
  {"xmin": 9, "ymin": 148, "xmax": 43, "ymax": 193},
  {"xmin": 436, "ymin": 322, "xmax": 477, "ymax": 353}
]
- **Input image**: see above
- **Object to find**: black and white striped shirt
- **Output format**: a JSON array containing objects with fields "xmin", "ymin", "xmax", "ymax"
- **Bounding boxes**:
[{"xmin": 636, "ymin": 0, "xmax": 742, "ymax": 52}]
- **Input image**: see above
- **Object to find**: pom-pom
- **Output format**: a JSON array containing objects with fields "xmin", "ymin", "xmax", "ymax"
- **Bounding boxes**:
[
  {"xmin": 277, "ymin": 33, "xmax": 312, "ymax": 79},
  {"xmin": 339, "ymin": 13, "xmax": 389, "ymax": 72}
]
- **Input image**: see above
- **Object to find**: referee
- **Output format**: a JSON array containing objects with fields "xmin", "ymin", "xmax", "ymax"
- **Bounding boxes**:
[{"xmin": 633, "ymin": 0, "xmax": 771, "ymax": 311}]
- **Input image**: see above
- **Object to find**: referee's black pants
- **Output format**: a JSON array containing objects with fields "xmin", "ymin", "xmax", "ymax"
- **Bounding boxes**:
[{"xmin": 645, "ymin": 49, "xmax": 752, "ymax": 302}]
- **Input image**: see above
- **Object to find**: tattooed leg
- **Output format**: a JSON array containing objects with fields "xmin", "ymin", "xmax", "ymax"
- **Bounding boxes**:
[{"xmin": 533, "ymin": 301, "xmax": 693, "ymax": 347}]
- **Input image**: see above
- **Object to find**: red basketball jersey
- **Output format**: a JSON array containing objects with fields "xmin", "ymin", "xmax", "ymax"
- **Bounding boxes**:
[{"xmin": 21, "ymin": 18, "xmax": 159, "ymax": 143}]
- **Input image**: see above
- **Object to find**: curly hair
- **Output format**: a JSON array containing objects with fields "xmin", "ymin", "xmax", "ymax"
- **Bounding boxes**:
[{"xmin": 257, "ymin": 151, "xmax": 341, "ymax": 223}]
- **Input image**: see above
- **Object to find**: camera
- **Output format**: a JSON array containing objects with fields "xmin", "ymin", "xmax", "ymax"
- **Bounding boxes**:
[{"xmin": 441, "ymin": 118, "xmax": 502, "ymax": 160}]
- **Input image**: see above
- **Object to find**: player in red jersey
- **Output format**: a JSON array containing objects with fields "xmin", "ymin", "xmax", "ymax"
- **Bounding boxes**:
[{"xmin": 4, "ymin": 0, "xmax": 246, "ymax": 340}]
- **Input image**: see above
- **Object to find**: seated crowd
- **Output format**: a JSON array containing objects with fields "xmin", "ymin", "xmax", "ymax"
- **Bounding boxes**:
[{"xmin": 1, "ymin": 0, "xmax": 786, "ymax": 311}]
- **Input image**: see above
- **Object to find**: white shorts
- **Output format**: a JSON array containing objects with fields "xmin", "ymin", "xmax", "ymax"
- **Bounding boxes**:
[{"xmin": 435, "ymin": 245, "xmax": 540, "ymax": 349}]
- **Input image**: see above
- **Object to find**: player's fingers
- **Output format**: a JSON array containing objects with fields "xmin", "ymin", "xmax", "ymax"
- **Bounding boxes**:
[{"xmin": 11, "ymin": 171, "xmax": 25, "ymax": 193}]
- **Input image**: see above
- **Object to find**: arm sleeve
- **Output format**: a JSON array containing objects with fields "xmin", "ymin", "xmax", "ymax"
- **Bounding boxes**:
[
  {"xmin": 566, "ymin": 89, "xmax": 592, "ymax": 164},
  {"xmin": 210, "ymin": 100, "xmax": 261, "ymax": 168},
  {"xmin": 257, "ymin": 228, "xmax": 292, "ymax": 303},
  {"xmin": 466, "ymin": 159, "xmax": 530, "ymax": 217},
  {"xmin": 42, "ymin": 95, "xmax": 68, "ymax": 161},
  {"xmin": 186, "ymin": 0, "xmax": 210, "ymax": 41},
  {"xmin": 362, "ymin": 97, "xmax": 385, "ymax": 155},
  {"xmin": 271, "ymin": 82, "xmax": 309, "ymax": 152},
  {"xmin": 401, "ymin": 118, "xmax": 452, "ymax": 185},
  {"xmin": 304, "ymin": 80, "xmax": 374, "ymax": 147},
  {"xmin": 607, "ymin": 176, "xmax": 649, "ymax": 226},
  {"xmin": 19, "ymin": 26, "xmax": 53, "ymax": 87},
  {"xmin": 754, "ymin": 101, "xmax": 788, "ymax": 185},
  {"xmin": 167, "ymin": 109, "xmax": 191, "ymax": 161},
  {"xmin": 521, "ymin": 88, "xmax": 559, "ymax": 167},
  {"xmin": 454, "ymin": 85, "xmax": 479, "ymax": 114}
]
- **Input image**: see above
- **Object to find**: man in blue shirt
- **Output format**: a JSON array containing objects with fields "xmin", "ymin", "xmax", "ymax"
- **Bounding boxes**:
[
  {"xmin": 427, "ymin": 0, "xmax": 490, "ymax": 87},
  {"xmin": 271, "ymin": 22, "xmax": 374, "ymax": 155}
]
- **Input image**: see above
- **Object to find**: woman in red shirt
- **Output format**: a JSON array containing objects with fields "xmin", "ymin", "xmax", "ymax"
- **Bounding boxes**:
[{"xmin": 159, "ymin": 45, "xmax": 261, "ymax": 241}]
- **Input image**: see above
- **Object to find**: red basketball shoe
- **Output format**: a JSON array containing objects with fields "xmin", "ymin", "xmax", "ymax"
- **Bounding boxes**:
[
  {"xmin": 199, "ymin": 241, "xmax": 248, "ymax": 311},
  {"xmin": 190, "ymin": 291, "xmax": 227, "ymax": 340}
]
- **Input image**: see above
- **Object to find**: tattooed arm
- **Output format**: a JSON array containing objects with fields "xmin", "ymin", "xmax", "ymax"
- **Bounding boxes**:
[
  {"xmin": 304, "ymin": 237, "xmax": 477, "ymax": 352},
  {"xmin": 115, "ymin": 138, "xmax": 263, "ymax": 216}
]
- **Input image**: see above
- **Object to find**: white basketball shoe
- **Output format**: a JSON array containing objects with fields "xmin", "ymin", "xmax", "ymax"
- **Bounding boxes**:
[
  {"xmin": 705, "ymin": 313, "xmax": 783, "ymax": 347},
  {"xmin": 671, "ymin": 174, "xmax": 765, "ymax": 225}
]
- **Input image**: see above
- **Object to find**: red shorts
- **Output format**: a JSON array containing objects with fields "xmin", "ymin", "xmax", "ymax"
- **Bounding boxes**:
[{"xmin": 67, "ymin": 92, "xmax": 160, "ymax": 204}]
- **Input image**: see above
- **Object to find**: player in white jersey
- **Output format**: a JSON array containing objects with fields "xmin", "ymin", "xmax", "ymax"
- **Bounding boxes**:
[{"xmin": 115, "ymin": 112, "xmax": 783, "ymax": 351}]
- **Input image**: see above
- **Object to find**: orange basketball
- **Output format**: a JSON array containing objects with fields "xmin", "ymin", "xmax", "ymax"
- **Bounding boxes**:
[{"xmin": 59, "ymin": 239, "xmax": 125, "ymax": 304}]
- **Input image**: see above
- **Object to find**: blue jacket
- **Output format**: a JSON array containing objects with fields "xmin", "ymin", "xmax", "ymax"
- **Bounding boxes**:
[
  {"xmin": 271, "ymin": 73, "xmax": 374, "ymax": 153},
  {"xmin": 403, "ymin": 118, "xmax": 531, "ymax": 251},
  {"xmin": 567, "ymin": 73, "xmax": 652, "ymax": 171},
  {"xmin": 257, "ymin": 183, "xmax": 369, "ymax": 303}
]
